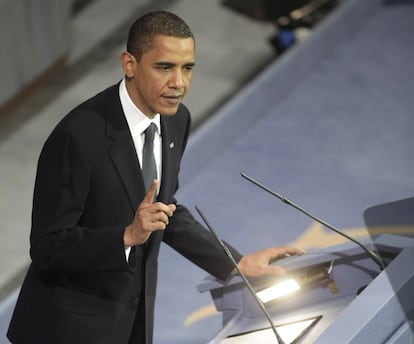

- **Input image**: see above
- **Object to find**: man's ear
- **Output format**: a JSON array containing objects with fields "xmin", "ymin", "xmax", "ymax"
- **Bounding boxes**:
[{"xmin": 120, "ymin": 52, "xmax": 135, "ymax": 78}]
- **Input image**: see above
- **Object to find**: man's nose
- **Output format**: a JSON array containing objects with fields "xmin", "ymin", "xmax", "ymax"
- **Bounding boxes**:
[{"xmin": 169, "ymin": 70, "xmax": 185, "ymax": 88}]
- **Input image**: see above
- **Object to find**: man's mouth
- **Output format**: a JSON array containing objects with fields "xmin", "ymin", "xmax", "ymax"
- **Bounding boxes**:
[{"xmin": 162, "ymin": 95, "xmax": 182, "ymax": 104}]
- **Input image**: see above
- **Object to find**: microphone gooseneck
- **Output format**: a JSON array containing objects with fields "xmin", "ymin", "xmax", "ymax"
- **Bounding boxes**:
[
  {"xmin": 195, "ymin": 205, "xmax": 285, "ymax": 344},
  {"xmin": 240, "ymin": 172, "xmax": 385, "ymax": 271}
]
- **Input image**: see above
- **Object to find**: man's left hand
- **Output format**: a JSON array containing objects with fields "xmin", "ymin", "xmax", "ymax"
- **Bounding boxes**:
[{"xmin": 237, "ymin": 246, "xmax": 305, "ymax": 277}]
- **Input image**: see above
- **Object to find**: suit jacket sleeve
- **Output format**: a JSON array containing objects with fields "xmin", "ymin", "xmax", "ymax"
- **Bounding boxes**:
[
  {"xmin": 161, "ymin": 107, "xmax": 243, "ymax": 281},
  {"xmin": 163, "ymin": 204, "xmax": 243, "ymax": 281}
]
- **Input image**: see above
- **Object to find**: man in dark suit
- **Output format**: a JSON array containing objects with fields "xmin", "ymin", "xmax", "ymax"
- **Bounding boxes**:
[{"xmin": 7, "ymin": 11, "xmax": 303, "ymax": 344}]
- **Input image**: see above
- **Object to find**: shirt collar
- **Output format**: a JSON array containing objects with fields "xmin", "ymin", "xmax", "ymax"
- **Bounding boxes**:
[{"xmin": 119, "ymin": 79, "xmax": 161, "ymax": 135}]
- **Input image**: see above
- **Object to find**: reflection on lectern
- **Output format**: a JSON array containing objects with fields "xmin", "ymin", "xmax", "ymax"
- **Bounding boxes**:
[
  {"xmin": 222, "ymin": 316, "xmax": 321, "ymax": 344},
  {"xmin": 198, "ymin": 234, "xmax": 414, "ymax": 343}
]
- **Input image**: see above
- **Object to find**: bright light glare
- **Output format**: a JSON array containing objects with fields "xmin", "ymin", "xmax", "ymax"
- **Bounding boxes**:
[{"xmin": 256, "ymin": 279, "xmax": 301, "ymax": 303}]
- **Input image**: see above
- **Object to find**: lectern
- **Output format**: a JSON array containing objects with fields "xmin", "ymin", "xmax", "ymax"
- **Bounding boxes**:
[{"xmin": 197, "ymin": 234, "xmax": 414, "ymax": 343}]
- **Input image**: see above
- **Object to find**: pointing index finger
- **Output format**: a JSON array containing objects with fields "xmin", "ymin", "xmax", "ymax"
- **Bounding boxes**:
[{"xmin": 143, "ymin": 179, "xmax": 158, "ymax": 204}]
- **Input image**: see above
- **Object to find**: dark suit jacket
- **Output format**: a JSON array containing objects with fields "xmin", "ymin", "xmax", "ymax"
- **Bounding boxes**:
[{"xmin": 7, "ymin": 83, "xmax": 241, "ymax": 344}]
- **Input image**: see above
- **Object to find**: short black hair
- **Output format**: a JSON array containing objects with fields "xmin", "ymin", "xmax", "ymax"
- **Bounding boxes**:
[{"xmin": 127, "ymin": 11, "xmax": 194, "ymax": 61}]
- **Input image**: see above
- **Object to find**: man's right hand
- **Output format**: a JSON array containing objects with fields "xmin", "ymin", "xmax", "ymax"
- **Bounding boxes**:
[{"xmin": 124, "ymin": 180, "xmax": 176, "ymax": 247}]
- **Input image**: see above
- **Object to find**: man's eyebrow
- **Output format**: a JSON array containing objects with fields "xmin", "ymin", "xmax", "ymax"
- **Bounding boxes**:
[
  {"xmin": 154, "ymin": 62, "xmax": 174, "ymax": 67},
  {"xmin": 154, "ymin": 62, "xmax": 195, "ymax": 67}
]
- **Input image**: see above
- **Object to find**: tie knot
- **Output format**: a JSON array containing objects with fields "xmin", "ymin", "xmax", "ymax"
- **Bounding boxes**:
[{"xmin": 144, "ymin": 123, "xmax": 157, "ymax": 142}]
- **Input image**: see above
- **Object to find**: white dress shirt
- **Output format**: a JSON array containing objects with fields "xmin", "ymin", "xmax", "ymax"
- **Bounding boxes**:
[{"xmin": 119, "ymin": 79, "xmax": 162, "ymax": 258}]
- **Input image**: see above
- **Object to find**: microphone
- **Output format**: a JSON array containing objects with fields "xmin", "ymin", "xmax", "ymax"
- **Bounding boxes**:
[
  {"xmin": 195, "ymin": 205, "xmax": 285, "ymax": 344},
  {"xmin": 241, "ymin": 172, "xmax": 385, "ymax": 271}
]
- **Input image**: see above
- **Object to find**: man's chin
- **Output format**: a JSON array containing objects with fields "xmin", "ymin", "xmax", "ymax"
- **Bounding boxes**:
[{"xmin": 160, "ymin": 105, "xmax": 180, "ymax": 116}]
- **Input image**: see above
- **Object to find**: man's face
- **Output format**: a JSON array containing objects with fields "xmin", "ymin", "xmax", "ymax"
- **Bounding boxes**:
[{"xmin": 123, "ymin": 35, "xmax": 195, "ymax": 118}]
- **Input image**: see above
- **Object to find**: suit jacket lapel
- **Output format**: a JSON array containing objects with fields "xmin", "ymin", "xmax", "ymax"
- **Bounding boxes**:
[
  {"xmin": 105, "ymin": 94, "xmax": 146, "ymax": 212},
  {"xmin": 158, "ymin": 116, "xmax": 177, "ymax": 202}
]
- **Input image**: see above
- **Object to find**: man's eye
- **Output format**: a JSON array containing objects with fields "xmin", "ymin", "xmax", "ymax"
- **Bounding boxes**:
[{"xmin": 156, "ymin": 64, "xmax": 171, "ymax": 71}]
